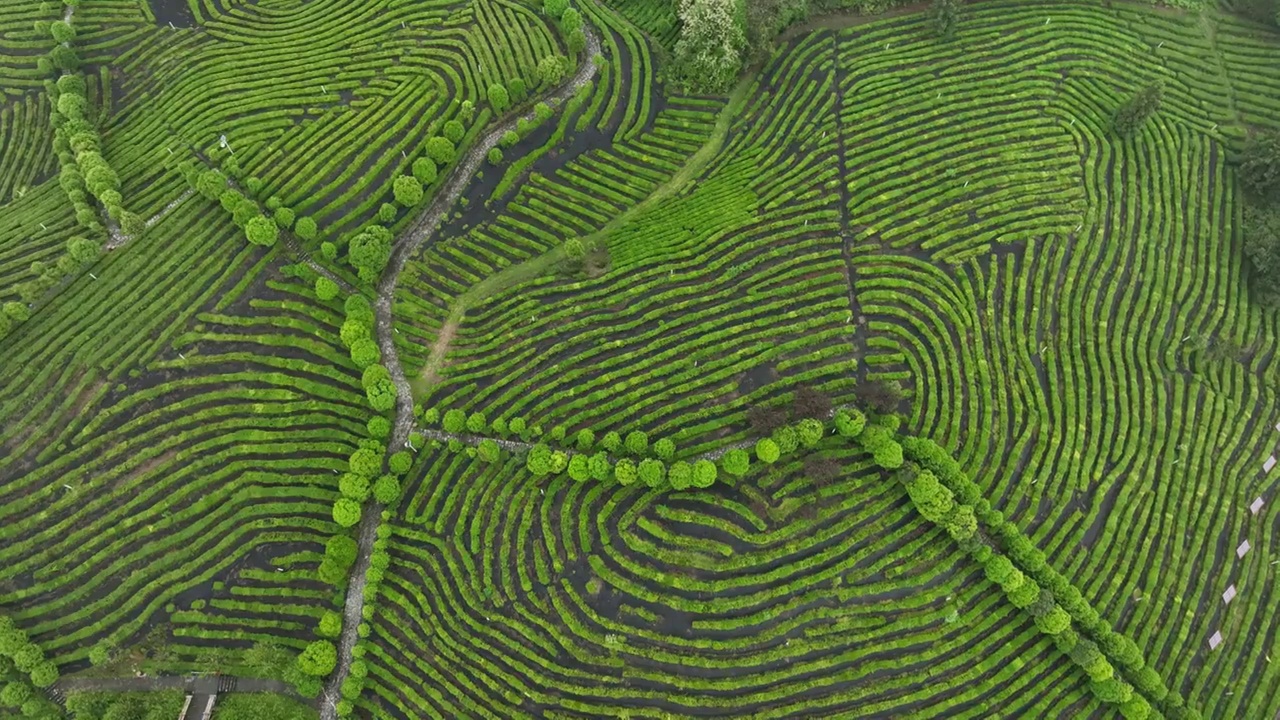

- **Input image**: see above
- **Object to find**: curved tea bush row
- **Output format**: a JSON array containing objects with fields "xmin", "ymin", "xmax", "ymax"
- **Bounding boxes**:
[
  {"xmin": 839, "ymin": 2, "xmax": 1280, "ymax": 717},
  {"xmin": 0, "ymin": 92, "xmax": 57, "ymax": 204}
]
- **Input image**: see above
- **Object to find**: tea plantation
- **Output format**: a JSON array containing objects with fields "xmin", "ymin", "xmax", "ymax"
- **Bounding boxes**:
[{"xmin": 1, "ymin": 0, "xmax": 1279, "ymax": 718}]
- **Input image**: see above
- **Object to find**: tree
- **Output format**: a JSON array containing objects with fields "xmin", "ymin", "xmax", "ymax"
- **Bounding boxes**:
[
  {"xmin": 561, "ymin": 8, "xmax": 583, "ymax": 32},
  {"xmin": 362, "ymin": 364, "xmax": 397, "ymax": 412},
  {"xmin": 3, "ymin": 302, "xmax": 31, "ymax": 323},
  {"xmin": 1113, "ymin": 81, "xmax": 1163, "ymax": 136},
  {"xmin": 1244, "ymin": 204, "xmax": 1280, "ymax": 304},
  {"xmin": 549, "ymin": 450, "xmax": 569, "ymax": 474},
  {"xmin": 388, "ymin": 451, "xmax": 412, "ymax": 475},
  {"xmin": 1091, "ymin": 678, "xmax": 1134, "ymax": 704},
  {"xmin": 614, "ymin": 458, "xmax": 638, "ymax": 485},
  {"xmin": 625, "ymin": 430, "xmax": 648, "ymax": 456},
  {"xmin": 349, "ymin": 447, "xmax": 383, "ymax": 477},
  {"xmin": 426, "ymin": 136, "xmax": 456, "ymax": 165},
  {"xmin": 1, "ymin": 682, "xmax": 31, "ymax": 708},
  {"xmin": 668, "ymin": 461, "xmax": 693, "ymax": 490},
  {"xmin": 544, "ymin": 0, "xmax": 569, "ymax": 18},
  {"xmin": 466, "ymin": 411, "xmax": 487, "ymax": 434},
  {"xmin": 526, "ymin": 444, "xmax": 553, "ymax": 476},
  {"xmin": 315, "ymin": 276, "xmax": 339, "ymax": 301},
  {"xmin": 297, "ymin": 640, "xmax": 338, "ymax": 676},
  {"xmin": 653, "ymin": 438, "xmax": 675, "ymax": 460},
  {"xmin": 722, "ymin": 448, "xmax": 750, "ymax": 476},
  {"xmin": 601, "ymin": 430, "xmax": 622, "ymax": 452},
  {"xmin": 932, "ymin": 0, "xmax": 960, "ymax": 39},
  {"xmin": 568, "ymin": 28, "xmax": 587, "ymax": 55},
  {"xmin": 487, "ymin": 147, "xmax": 504, "ymax": 165},
  {"xmin": 509, "ymin": 416, "xmax": 529, "ymax": 439},
  {"xmin": 853, "ymin": 379, "xmax": 902, "ymax": 414},
  {"xmin": 487, "ymin": 83, "xmax": 510, "ymax": 113},
  {"xmin": 589, "ymin": 451, "xmax": 612, "ymax": 481},
  {"xmin": 796, "ymin": 418, "xmax": 824, "ymax": 448},
  {"xmin": 756, "ymin": 438, "xmax": 780, "ymax": 464},
  {"xmin": 392, "ymin": 175, "xmax": 423, "ymax": 207},
  {"xmin": 563, "ymin": 237, "xmax": 585, "ymax": 262},
  {"xmin": 771, "ymin": 425, "xmax": 798, "ymax": 454},
  {"xmin": 333, "ymin": 498, "xmax": 362, "ymax": 527},
  {"xmin": 443, "ymin": 408, "xmax": 466, "ymax": 433},
  {"xmin": 443, "ymin": 119, "xmax": 465, "ymax": 143},
  {"xmin": 317, "ymin": 611, "xmax": 343, "ymax": 638},
  {"xmin": 295, "ymin": 216, "xmax": 318, "ymax": 241},
  {"xmin": 373, "ymin": 475, "xmax": 401, "ymax": 504},
  {"xmin": 411, "ymin": 158, "xmax": 438, "ymax": 188},
  {"xmin": 121, "ymin": 207, "xmax": 148, "ymax": 238},
  {"xmin": 348, "ymin": 225, "xmax": 393, "ymax": 283},
  {"xmin": 56, "ymin": 92, "xmax": 87, "ymax": 119},
  {"xmin": 638, "ymin": 458, "xmax": 666, "ymax": 487},
  {"xmin": 1119, "ymin": 695, "xmax": 1152, "ymax": 720},
  {"xmin": 1241, "ymin": 130, "xmax": 1280, "ymax": 202},
  {"xmin": 568, "ymin": 454, "xmax": 590, "ymax": 481},
  {"xmin": 50, "ymin": 45, "xmax": 80, "ymax": 71},
  {"xmin": 576, "ymin": 428, "xmax": 595, "ymax": 450},
  {"xmin": 50, "ymin": 19, "xmax": 75, "ymax": 42},
  {"xmin": 478, "ymin": 439, "xmax": 501, "ymax": 463},
  {"xmin": 12, "ymin": 644, "xmax": 42, "ymax": 673},
  {"xmin": 197, "ymin": 169, "xmax": 228, "ymax": 200},
  {"xmin": 274, "ymin": 206, "xmax": 295, "ymax": 229},
  {"xmin": 538, "ymin": 55, "xmax": 570, "ymax": 87},
  {"xmin": 339, "ymin": 473, "xmax": 370, "ymax": 502},
  {"xmin": 245, "ymin": 215, "xmax": 279, "ymax": 246},
  {"xmin": 673, "ymin": 0, "xmax": 746, "ymax": 93}
]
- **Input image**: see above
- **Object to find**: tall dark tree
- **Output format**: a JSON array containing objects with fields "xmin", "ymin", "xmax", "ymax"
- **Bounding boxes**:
[
  {"xmin": 932, "ymin": 0, "xmax": 960, "ymax": 40},
  {"xmin": 1113, "ymin": 81, "xmax": 1163, "ymax": 136}
]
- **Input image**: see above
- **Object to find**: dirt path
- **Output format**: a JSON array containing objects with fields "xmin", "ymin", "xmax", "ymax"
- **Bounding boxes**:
[
  {"xmin": 317, "ymin": 27, "xmax": 603, "ymax": 720},
  {"xmin": 414, "ymin": 305, "xmax": 463, "ymax": 390}
]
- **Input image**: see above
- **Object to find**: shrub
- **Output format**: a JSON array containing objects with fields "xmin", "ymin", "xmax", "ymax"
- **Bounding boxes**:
[
  {"xmin": 339, "ymin": 474, "xmax": 370, "ymax": 502},
  {"xmin": 388, "ymin": 451, "xmax": 412, "ymax": 475},
  {"xmin": 315, "ymin": 276, "xmax": 339, "ymax": 301},
  {"xmin": 576, "ymin": 428, "xmax": 595, "ymax": 450},
  {"xmin": 653, "ymin": 438, "xmax": 675, "ymax": 460},
  {"xmin": 487, "ymin": 147, "xmax": 504, "ymax": 165},
  {"xmin": 443, "ymin": 409, "xmax": 466, "ymax": 433},
  {"xmin": 443, "ymin": 120, "xmax": 465, "ymax": 143},
  {"xmin": 500, "ymin": 130, "xmax": 520, "ymax": 148},
  {"xmin": 487, "ymin": 84, "xmax": 509, "ymax": 113},
  {"xmin": 638, "ymin": 459, "xmax": 666, "ymax": 488},
  {"xmin": 349, "ymin": 447, "xmax": 382, "ymax": 477}
]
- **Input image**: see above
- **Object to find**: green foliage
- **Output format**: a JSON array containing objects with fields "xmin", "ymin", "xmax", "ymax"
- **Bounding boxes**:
[
  {"xmin": 315, "ymin": 276, "xmax": 339, "ymax": 301},
  {"xmin": 653, "ymin": 437, "xmax": 675, "ymax": 460},
  {"xmin": 348, "ymin": 225, "xmax": 393, "ymax": 283},
  {"xmin": 297, "ymin": 640, "xmax": 337, "ymax": 677},
  {"xmin": 625, "ymin": 430, "xmax": 648, "ymax": 456},
  {"xmin": 722, "ymin": 448, "xmax": 750, "ymax": 476},
  {"xmin": 673, "ymin": 0, "xmax": 746, "ymax": 93},
  {"xmin": 478, "ymin": 439, "xmax": 501, "ymax": 463},
  {"xmin": 638, "ymin": 458, "xmax": 666, "ymax": 487},
  {"xmin": 388, "ymin": 451, "xmax": 412, "ymax": 475},
  {"xmin": 1241, "ymin": 130, "xmax": 1280, "ymax": 202},
  {"xmin": 1113, "ymin": 81, "xmax": 1163, "ymax": 136},
  {"xmin": 614, "ymin": 458, "xmax": 638, "ymax": 486},
  {"xmin": 487, "ymin": 147, "xmax": 504, "ymax": 165},
  {"xmin": 332, "ymin": 498, "xmax": 362, "ymax": 527},
  {"xmin": 443, "ymin": 120, "xmax": 465, "ymax": 143},
  {"xmin": 426, "ymin": 136, "xmax": 456, "ymax": 165},
  {"xmin": 544, "ymin": 0, "xmax": 569, "ymax": 19},
  {"xmin": 488, "ymin": 83, "xmax": 510, "ymax": 113},
  {"xmin": 373, "ymin": 475, "xmax": 401, "ymax": 504},
  {"xmin": 412, "ymin": 157, "xmax": 438, "ymax": 185}
]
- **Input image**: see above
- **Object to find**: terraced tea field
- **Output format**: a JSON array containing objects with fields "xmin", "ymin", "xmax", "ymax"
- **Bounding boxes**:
[{"xmin": 2, "ymin": 0, "xmax": 1279, "ymax": 718}]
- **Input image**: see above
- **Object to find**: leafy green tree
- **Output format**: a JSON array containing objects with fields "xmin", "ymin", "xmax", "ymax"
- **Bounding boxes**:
[
  {"xmin": 443, "ymin": 408, "xmax": 466, "ymax": 433},
  {"xmin": 538, "ymin": 55, "xmax": 570, "ymax": 87},
  {"xmin": 668, "ymin": 461, "xmax": 692, "ymax": 490},
  {"xmin": 477, "ymin": 439, "xmax": 501, "ymax": 463},
  {"xmin": 575, "ymin": 428, "xmax": 595, "ymax": 450},
  {"xmin": 673, "ymin": 0, "xmax": 745, "ymax": 93},
  {"xmin": 373, "ymin": 475, "xmax": 401, "ymax": 504},
  {"xmin": 11, "ymin": 644, "xmax": 42, "ymax": 673},
  {"xmin": 1119, "ymin": 695, "xmax": 1151, "ymax": 720},
  {"xmin": 510, "ymin": 416, "xmax": 530, "ymax": 440},
  {"xmin": 426, "ymin": 136, "xmax": 456, "ymax": 164},
  {"xmin": 943, "ymin": 503, "xmax": 977, "ymax": 541},
  {"xmin": 1114, "ymin": 81, "xmax": 1163, "ymax": 136},
  {"xmin": 466, "ymin": 411, "xmax": 487, "ymax": 434},
  {"xmin": 614, "ymin": 458, "xmax": 638, "ymax": 486},
  {"xmin": 833, "ymin": 408, "xmax": 866, "ymax": 438},
  {"xmin": 339, "ymin": 473, "xmax": 370, "ymax": 502},
  {"xmin": 378, "ymin": 202, "xmax": 397, "ymax": 223},
  {"xmin": 49, "ymin": 20, "xmax": 75, "ymax": 43},
  {"xmin": 412, "ymin": 157, "xmax": 437, "ymax": 185},
  {"xmin": 197, "ymin": 169, "xmax": 228, "ymax": 200},
  {"xmin": 601, "ymin": 430, "xmax": 621, "ymax": 452},
  {"xmin": 362, "ymin": 364, "xmax": 397, "ymax": 412},
  {"xmin": 544, "ymin": 0, "xmax": 569, "ymax": 18},
  {"xmin": 692, "ymin": 459, "xmax": 717, "ymax": 488},
  {"xmin": 722, "ymin": 448, "xmax": 750, "ymax": 477},
  {"xmin": 561, "ymin": 7, "xmax": 583, "ymax": 32},
  {"xmin": 315, "ymin": 276, "xmax": 339, "ymax": 301},
  {"xmin": 568, "ymin": 28, "xmax": 587, "ymax": 55},
  {"xmin": 393, "ymin": 175, "xmax": 423, "ymax": 206},
  {"xmin": 245, "ymin": 215, "xmax": 279, "ymax": 246},
  {"xmin": 1241, "ymin": 130, "xmax": 1280, "ymax": 202},
  {"xmin": 487, "ymin": 147, "xmax": 504, "ymax": 165},
  {"xmin": 443, "ymin": 120, "xmax": 465, "ymax": 143},
  {"xmin": 333, "ymin": 498, "xmax": 362, "ymax": 527},
  {"xmin": 388, "ymin": 451, "xmax": 412, "ymax": 475},
  {"xmin": 549, "ymin": 450, "xmax": 569, "ymax": 474},
  {"xmin": 295, "ymin": 216, "xmax": 318, "ymax": 241},
  {"xmin": 273, "ymin": 205, "xmax": 295, "ymax": 229},
  {"xmin": 653, "ymin": 438, "xmax": 675, "ymax": 460},
  {"xmin": 487, "ymin": 83, "xmax": 510, "ymax": 113},
  {"xmin": 1091, "ymin": 678, "xmax": 1134, "ymax": 704},
  {"xmin": 638, "ymin": 458, "xmax": 666, "ymax": 487},
  {"xmin": 932, "ymin": 0, "xmax": 959, "ymax": 39},
  {"xmin": 625, "ymin": 430, "xmax": 648, "ymax": 456},
  {"xmin": 1, "ymin": 682, "xmax": 31, "ymax": 708},
  {"xmin": 796, "ymin": 418, "xmax": 825, "ymax": 448},
  {"xmin": 589, "ymin": 452, "xmax": 612, "ymax": 481},
  {"xmin": 50, "ymin": 44, "xmax": 80, "ymax": 71},
  {"xmin": 526, "ymin": 444, "xmax": 553, "ymax": 476},
  {"xmin": 1244, "ymin": 203, "xmax": 1280, "ymax": 304},
  {"xmin": 756, "ymin": 438, "xmax": 780, "ymax": 463},
  {"xmin": 56, "ymin": 92, "xmax": 87, "ymax": 119},
  {"xmin": 317, "ymin": 611, "xmax": 343, "ymax": 639},
  {"xmin": 349, "ymin": 447, "xmax": 383, "ymax": 477},
  {"xmin": 297, "ymin": 640, "xmax": 337, "ymax": 676},
  {"xmin": 500, "ymin": 130, "xmax": 520, "ymax": 148},
  {"xmin": 348, "ymin": 225, "xmax": 393, "ymax": 283},
  {"xmin": 567, "ymin": 454, "xmax": 590, "ymax": 482},
  {"xmin": 3, "ymin": 302, "xmax": 30, "ymax": 323},
  {"xmin": 771, "ymin": 425, "xmax": 798, "ymax": 454}
]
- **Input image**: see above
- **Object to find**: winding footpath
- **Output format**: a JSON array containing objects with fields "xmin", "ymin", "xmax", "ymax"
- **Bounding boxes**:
[{"xmin": 316, "ymin": 28, "xmax": 602, "ymax": 720}]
